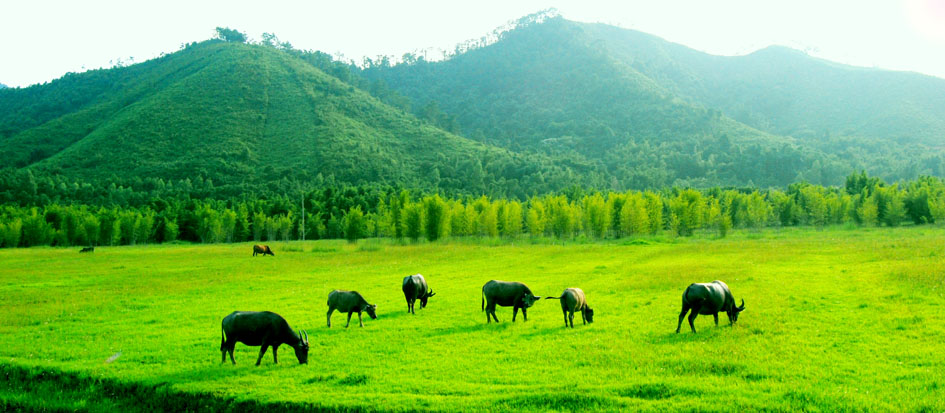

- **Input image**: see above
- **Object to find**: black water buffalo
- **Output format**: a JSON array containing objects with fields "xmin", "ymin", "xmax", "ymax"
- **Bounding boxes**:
[
  {"xmin": 79, "ymin": 247, "xmax": 94, "ymax": 253},
  {"xmin": 220, "ymin": 311, "xmax": 308, "ymax": 366},
  {"xmin": 547, "ymin": 288, "xmax": 594, "ymax": 328},
  {"xmin": 327, "ymin": 290, "xmax": 377, "ymax": 328},
  {"xmin": 253, "ymin": 245, "xmax": 274, "ymax": 256},
  {"xmin": 402, "ymin": 274, "xmax": 435, "ymax": 314},
  {"xmin": 676, "ymin": 280, "xmax": 745, "ymax": 333},
  {"xmin": 481, "ymin": 280, "xmax": 542, "ymax": 323}
]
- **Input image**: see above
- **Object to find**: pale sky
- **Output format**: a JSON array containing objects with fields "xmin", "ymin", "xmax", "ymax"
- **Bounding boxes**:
[{"xmin": 2, "ymin": 0, "xmax": 945, "ymax": 88}]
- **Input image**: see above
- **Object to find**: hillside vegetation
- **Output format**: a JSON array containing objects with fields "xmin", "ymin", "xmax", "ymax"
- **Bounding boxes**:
[
  {"xmin": 0, "ymin": 40, "xmax": 600, "ymax": 198},
  {"xmin": 1, "ymin": 15, "xmax": 944, "ymax": 196},
  {"xmin": 1, "ymin": 228, "xmax": 942, "ymax": 411},
  {"xmin": 362, "ymin": 15, "xmax": 945, "ymax": 187}
]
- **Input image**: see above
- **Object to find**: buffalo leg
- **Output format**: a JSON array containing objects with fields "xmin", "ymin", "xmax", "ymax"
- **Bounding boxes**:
[
  {"xmin": 228, "ymin": 349, "xmax": 235, "ymax": 365},
  {"xmin": 676, "ymin": 305, "xmax": 690, "ymax": 333},
  {"xmin": 569, "ymin": 311, "xmax": 575, "ymax": 328},
  {"xmin": 345, "ymin": 312, "xmax": 353, "ymax": 328},
  {"xmin": 512, "ymin": 306, "xmax": 519, "ymax": 322},
  {"xmin": 487, "ymin": 303, "xmax": 499, "ymax": 323},
  {"xmin": 522, "ymin": 307, "xmax": 528, "ymax": 322},
  {"xmin": 407, "ymin": 299, "xmax": 412, "ymax": 314},
  {"xmin": 714, "ymin": 313, "xmax": 719, "ymax": 326},
  {"xmin": 358, "ymin": 311, "xmax": 364, "ymax": 327},
  {"xmin": 687, "ymin": 304, "xmax": 701, "ymax": 333},
  {"xmin": 489, "ymin": 303, "xmax": 500, "ymax": 323},
  {"xmin": 272, "ymin": 345, "xmax": 278, "ymax": 364},
  {"xmin": 563, "ymin": 310, "xmax": 569, "ymax": 327},
  {"xmin": 581, "ymin": 309, "xmax": 586, "ymax": 325},
  {"xmin": 256, "ymin": 345, "xmax": 269, "ymax": 366},
  {"xmin": 221, "ymin": 348, "xmax": 227, "ymax": 364},
  {"xmin": 327, "ymin": 308, "xmax": 335, "ymax": 328}
]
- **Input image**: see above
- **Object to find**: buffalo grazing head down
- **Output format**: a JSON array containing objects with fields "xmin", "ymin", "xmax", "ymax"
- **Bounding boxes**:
[
  {"xmin": 676, "ymin": 281, "xmax": 745, "ymax": 334},
  {"xmin": 294, "ymin": 330, "xmax": 310, "ymax": 364},
  {"xmin": 364, "ymin": 304, "xmax": 378, "ymax": 319},
  {"xmin": 419, "ymin": 288, "xmax": 436, "ymax": 308},
  {"xmin": 727, "ymin": 299, "xmax": 746, "ymax": 324}
]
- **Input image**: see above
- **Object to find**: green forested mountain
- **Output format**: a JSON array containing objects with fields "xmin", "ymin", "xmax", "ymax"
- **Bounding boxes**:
[
  {"xmin": 2, "ymin": 16, "xmax": 943, "ymax": 201},
  {"xmin": 0, "ymin": 40, "xmax": 603, "ymax": 199},
  {"xmin": 362, "ymin": 15, "xmax": 945, "ymax": 186}
]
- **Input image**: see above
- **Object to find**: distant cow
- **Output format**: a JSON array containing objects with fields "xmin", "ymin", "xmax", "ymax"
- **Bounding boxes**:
[
  {"xmin": 220, "ymin": 311, "xmax": 308, "ymax": 366},
  {"xmin": 253, "ymin": 245, "xmax": 274, "ymax": 256},
  {"xmin": 79, "ymin": 247, "xmax": 94, "ymax": 253},
  {"xmin": 327, "ymin": 290, "xmax": 377, "ymax": 328},
  {"xmin": 546, "ymin": 288, "xmax": 594, "ymax": 328},
  {"xmin": 676, "ymin": 280, "xmax": 745, "ymax": 333},
  {"xmin": 402, "ymin": 274, "xmax": 435, "ymax": 314},
  {"xmin": 481, "ymin": 280, "xmax": 542, "ymax": 323}
]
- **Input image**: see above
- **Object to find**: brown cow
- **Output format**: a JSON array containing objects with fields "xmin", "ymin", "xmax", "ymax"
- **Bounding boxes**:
[
  {"xmin": 546, "ymin": 288, "xmax": 594, "ymax": 328},
  {"xmin": 253, "ymin": 245, "xmax": 274, "ymax": 256}
]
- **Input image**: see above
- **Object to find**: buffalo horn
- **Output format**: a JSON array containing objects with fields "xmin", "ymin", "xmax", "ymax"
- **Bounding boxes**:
[{"xmin": 738, "ymin": 299, "xmax": 745, "ymax": 311}]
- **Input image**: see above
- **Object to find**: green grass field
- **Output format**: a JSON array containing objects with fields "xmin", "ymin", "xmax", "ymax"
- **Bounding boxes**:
[{"xmin": 1, "ymin": 227, "xmax": 943, "ymax": 412}]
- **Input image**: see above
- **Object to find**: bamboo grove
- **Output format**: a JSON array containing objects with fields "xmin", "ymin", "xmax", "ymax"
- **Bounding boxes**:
[{"xmin": 0, "ymin": 173, "xmax": 942, "ymax": 248}]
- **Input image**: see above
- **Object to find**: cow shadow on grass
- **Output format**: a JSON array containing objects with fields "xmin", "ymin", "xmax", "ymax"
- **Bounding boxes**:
[
  {"xmin": 648, "ymin": 327, "xmax": 733, "ymax": 345},
  {"xmin": 149, "ymin": 362, "xmax": 296, "ymax": 386},
  {"xmin": 521, "ymin": 325, "xmax": 583, "ymax": 337},
  {"xmin": 423, "ymin": 321, "xmax": 510, "ymax": 338},
  {"xmin": 376, "ymin": 310, "xmax": 409, "ymax": 321}
]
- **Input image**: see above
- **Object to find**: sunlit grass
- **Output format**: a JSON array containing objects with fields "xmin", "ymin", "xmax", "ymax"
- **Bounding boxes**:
[{"xmin": 1, "ymin": 226, "xmax": 943, "ymax": 411}]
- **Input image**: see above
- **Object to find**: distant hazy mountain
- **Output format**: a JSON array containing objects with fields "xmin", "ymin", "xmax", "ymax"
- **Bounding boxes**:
[
  {"xmin": 363, "ymin": 16, "xmax": 945, "ymax": 186},
  {"xmin": 576, "ymin": 22, "xmax": 945, "ymax": 145}
]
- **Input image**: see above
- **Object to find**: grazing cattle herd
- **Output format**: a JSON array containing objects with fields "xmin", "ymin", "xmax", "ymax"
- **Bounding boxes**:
[{"xmin": 220, "ymin": 245, "xmax": 747, "ymax": 365}]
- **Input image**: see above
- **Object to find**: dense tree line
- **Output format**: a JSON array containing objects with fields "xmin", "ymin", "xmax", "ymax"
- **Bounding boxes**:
[{"xmin": 1, "ymin": 173, "xmax": 941, "ymax": 248}]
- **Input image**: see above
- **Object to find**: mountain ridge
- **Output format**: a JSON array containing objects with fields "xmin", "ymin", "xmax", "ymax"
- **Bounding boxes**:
[
  {"xmin": 1, "ymin": 16, "xmax": 943, "ymax": 198},
  {"xmin": 362, "ymin": 16, "xmax": 945, "ymax": 185}
]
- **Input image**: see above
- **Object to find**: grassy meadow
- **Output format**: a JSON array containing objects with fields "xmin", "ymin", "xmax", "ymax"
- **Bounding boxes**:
[{"xmin": 0, "ymin": 226, "xmax": 943, "ymax": 412}]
